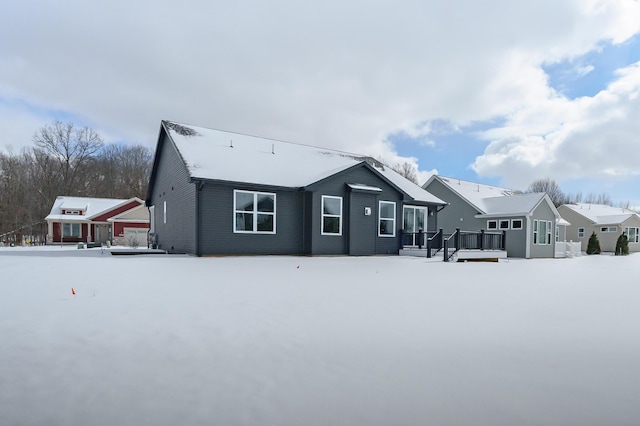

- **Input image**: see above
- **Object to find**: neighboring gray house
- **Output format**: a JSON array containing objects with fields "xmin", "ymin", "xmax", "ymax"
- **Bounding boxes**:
[
  {"xmin": 146, "ymin": 121, "xmax": 446, "ymax": 256},
  {"xmin": 423, "ymin": 175, "xmax": 561, "ymax": 258},
  {"xmin": 558, "ymin": 203, "xmax": 640, "ymax": 253}
]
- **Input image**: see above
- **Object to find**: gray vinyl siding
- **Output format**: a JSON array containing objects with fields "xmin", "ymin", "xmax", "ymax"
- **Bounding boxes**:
[
  {"xmin": 306, "ymin": 165, "xmax": 404, "ymax": 255},
  {"xmin": 504, "ymin": 217, "xmax": 527, "ymax": 258},
  {"xmin": 197, "ymin": 183, "xmax": 304, "ymax": 255},
  {"xmin": 529, "ymin": 201, "xmax": 556, "ymax": 258},
  {"xmin": 148, "ymin": 133, "xmax": 196, "ymax": 254},
  {"xmin": 558, "ymin": 206, "xmax": 591, "ymax": 251},
  {"xmin": 424, "ymin": 179, "xmax": 484, "ymax": 234}
]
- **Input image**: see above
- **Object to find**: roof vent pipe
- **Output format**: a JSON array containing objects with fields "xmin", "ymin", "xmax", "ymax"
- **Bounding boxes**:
[
  {"xmin": 230, "ymin": 140, "xmax": 233, "ymax": 148},
  {"xmin": 272, "ymin": 144, "xmax": 275, "ymax": 155}
]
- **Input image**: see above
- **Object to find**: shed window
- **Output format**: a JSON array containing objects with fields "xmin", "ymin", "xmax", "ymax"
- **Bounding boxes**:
[
  {"xmin": 234, "ymin": 190, "xmax": 276, "ymax": 233},
  {"xmin": 321, "ymin": 196, "xmax": 342, "ymax": 235},
  {"xmin": 625, "ymin": 227, "xmax": 639, "ymax": 243},
  {"xmin": 379, "ymin": 201, "xmax": 396, "ymax": 237}
]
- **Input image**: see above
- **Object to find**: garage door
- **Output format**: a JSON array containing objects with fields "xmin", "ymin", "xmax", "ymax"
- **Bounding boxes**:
[{"xmin": 123, "ymin": 228, "xmax": 148, "ymax": 248}]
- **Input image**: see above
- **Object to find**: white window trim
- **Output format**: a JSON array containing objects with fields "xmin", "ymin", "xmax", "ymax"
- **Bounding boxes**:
[
  {"xmin": 499, "ymin": 219, "xmax": 510, "ymax": 230},
  {"xmin": 511, "ymin": 219, "xmax": 523, "ymax": 230},
  {"xmin": 62, "ymin": 222, "xmax": 82, "ymax": 238},
  {"xmin": 378, "ymin": 201, "xmax": 396, "ymax": 237},
  {"xmin": 163, "ymin": 201, "xmax": 167, "ymax": 224},
  {"xmin": 625, "ymin": 227, "xmax": 639, "ymax": 243},
  {"xmin": 534, "ymin": 219, "xmax": 552, "ymax": 245},
  {"xmin": 601, "ymin": 226, "xmax": 617, "ymax": 233},
  {"xmin": 233, "ymin": 190, "xmax": 277, "ymax": 234},
  {"xmin": 487, "ymin": 220, "xmax": 498, "ymax": 230},
  {"xmin": 321, "ymin": 195, "xmax": 342, "ymax": 236}
]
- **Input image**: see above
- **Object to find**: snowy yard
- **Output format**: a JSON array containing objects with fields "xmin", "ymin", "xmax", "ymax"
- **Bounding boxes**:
[{"xmin": 1, "ymin": 249, "xmax": 639, "ymax": 426}]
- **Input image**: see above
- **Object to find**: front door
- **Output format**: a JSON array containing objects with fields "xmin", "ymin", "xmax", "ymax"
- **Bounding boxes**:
[
  {"xmin": 348, "ymin": 192, "xmax": 377, "ymax": 255},
  {"xmin": 403, "ymin": 206, "xmax": 426, "ymax": 246}
]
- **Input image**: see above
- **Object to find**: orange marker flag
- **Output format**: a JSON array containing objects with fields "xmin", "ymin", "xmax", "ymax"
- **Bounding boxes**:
[{"xmin": 71, "ymin": 288, "xmax": 76, "ymax": 295}]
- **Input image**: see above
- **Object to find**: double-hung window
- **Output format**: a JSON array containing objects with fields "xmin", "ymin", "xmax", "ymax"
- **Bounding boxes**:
[
  {"xmin": 578, "ymin": 227, "xmax": 585, "ymax": 238},
  {"xmin": 321, "ymin": 196, "xmax": 342, "ymax": 235},
  {"xmin": 63, "ymin": 223, "xmax": 81, "ymax": 238},
  {"xmin": 234, "ymin": 190, "xmax": 276, "ymax": 233},
  {"xmin": 379, "ymin": 201, "xmax": 396, "ymax": 237}
]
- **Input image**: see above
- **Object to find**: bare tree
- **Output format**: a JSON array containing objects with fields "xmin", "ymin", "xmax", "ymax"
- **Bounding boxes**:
[
  {"xmin": 1, "ymin": 121, "xmax": 153, "ymax": 241},
  {"xmin": 526, "ymin": 178, "xmax": 566, "ymax": 206},
  {"xmin": 583, "ymin": 192, "xmax": 613, "ymax": 206},
  {"xmin": 33, "ymin": 121, "xmax": 104, "ymax": 195},
  {"xmin": 391, "ymin": 161, "xmax": 419, "ymax": 185}
]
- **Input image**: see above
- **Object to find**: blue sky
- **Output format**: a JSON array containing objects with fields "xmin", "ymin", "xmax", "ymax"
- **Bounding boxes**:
[{"xmin": 1, "ymin": 0, "xmax": 640, "ymax": 206}]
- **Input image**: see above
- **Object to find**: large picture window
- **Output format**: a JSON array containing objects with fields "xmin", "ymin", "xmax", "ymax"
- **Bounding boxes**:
[
  {"xmin": 234, "ymin": 190, "xmax": 276, "ymax": 233},
  {"xmin": 63, "ymin": 223, "xmax": 81, "ymax": 238},
  {"xmin": 321, "ymin": 196, "xmax": 342, "ymax": 235},
  {"xmin": 534, "ymin": 220, "xmax": 552, "ymax": 245},
  {"xmin": 379, "ymin": 201, "xmax": 396, "ymax": 237}
]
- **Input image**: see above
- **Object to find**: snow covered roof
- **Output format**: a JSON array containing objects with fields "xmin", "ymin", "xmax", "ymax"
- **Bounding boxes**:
[
  {"xmin": 45, "ymin": 196, "xmax": 137, "ymax": 221},
  {"xmin": 425, "ymin": 175, "xmax": 520, "ymax": 212},
  {"xmin": 561, "ymin": 203, "xmax": 640, "ymax": 225},
  {"xmin": 479, "ymin": 193, "xmax": 549, "ymax": 217},
  {"xmin": 163, "ymin": 121, "xmax": 445, "ymax": 205}
]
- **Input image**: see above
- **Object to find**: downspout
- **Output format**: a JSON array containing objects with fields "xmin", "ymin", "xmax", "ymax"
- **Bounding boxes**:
[
  {"xmin": 195, "ymin": 180, "xmax": 203, "ymax": 257},
  {"xmin": 525, "ymin": 216, "xmax": 531, "ymax": 259}
]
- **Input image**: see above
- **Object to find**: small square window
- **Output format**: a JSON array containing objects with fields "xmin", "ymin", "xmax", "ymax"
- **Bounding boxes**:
[
  {"xmin": 487, "ymin": 220, "xmax": 497, "ymax": 230},
  {"xmin": 499, "ymin": 220, "xmax": 510, "ymax": 230},
  {"xmin": 511, "ymin": 219, "xmax": 523, "ymax": 230}
]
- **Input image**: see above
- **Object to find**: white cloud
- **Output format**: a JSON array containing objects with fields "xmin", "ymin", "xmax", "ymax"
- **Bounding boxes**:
[
  {"xmin": 473, "ymin": 60, "xmax": 640, "ymax": 188},
  {"xmin": 0, "ymin": 0, "xmax": 639, "ymax": 185}
]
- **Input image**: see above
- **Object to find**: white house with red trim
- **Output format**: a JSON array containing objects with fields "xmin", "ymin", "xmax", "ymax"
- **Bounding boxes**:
[{"xmin": 45, "ymin": 196, "xmax": 150, "ymax": 246}]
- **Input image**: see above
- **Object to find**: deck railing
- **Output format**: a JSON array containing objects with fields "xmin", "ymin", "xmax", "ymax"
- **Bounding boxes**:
[
  {"xmin": 402, "ymin": 229, "xmax": 444, "ymax": 258},
  {"xmin": 403, "ymin": 228, "xmax": 506, "ymax": 261},
  {"xmin": 444, "ymin": 228, "xmax": 506, "ymax": 262}
]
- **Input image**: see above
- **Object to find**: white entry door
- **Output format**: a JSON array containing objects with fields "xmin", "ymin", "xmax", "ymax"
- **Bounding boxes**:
[{"xmin": 403, "ymin": 206, "xmax": 427, "ymax": 246}]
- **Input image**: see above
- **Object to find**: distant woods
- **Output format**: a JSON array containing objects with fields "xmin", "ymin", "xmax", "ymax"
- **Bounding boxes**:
[
  {"xmin": 0, "ymin": 120, "xmax": 153, "ymax": 236},
  {"xmin": 525, "ymin": 177, "xmax": 623, "ymax": 208}
]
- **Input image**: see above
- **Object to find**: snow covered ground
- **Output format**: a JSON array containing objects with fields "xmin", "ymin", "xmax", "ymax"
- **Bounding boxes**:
[{"xmin": 1, "ymin": 248, "xmax": 639, "ymax": 426}]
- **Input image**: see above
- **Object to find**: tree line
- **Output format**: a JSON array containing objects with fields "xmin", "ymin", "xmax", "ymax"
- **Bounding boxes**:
[
  {"xmin": 525, "ymin": 178, "xmax": 627, "ymax": 208},
  {"xmin": 0, "ymin": 121, "xmax": 153, "ymax": 241}
]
